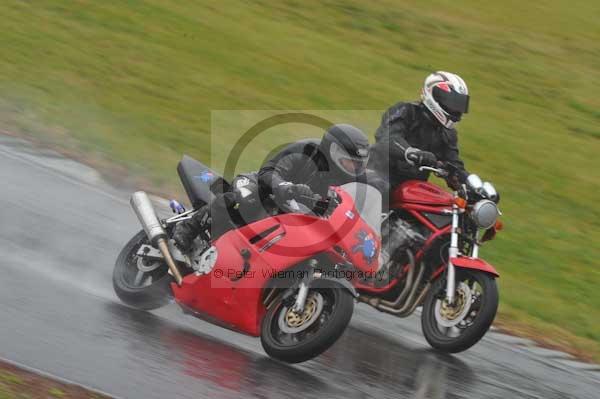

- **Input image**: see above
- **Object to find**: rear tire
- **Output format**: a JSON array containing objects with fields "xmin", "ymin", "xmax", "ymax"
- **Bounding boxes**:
[
  {"xmin": 260, "ymin": 280, "xmax": 354, "ymax": 363},
  {"xmin": 421, "ymin": 270, "xmax": 498, "ymax": 353},
  {"xmin": 113, "ymin": 230, "xmax": 173, "ymax": 310}
]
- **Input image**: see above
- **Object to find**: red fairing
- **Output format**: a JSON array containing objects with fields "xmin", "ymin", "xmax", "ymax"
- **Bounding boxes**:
[
  {"xmin": 451, "ymin": 256, "xmax": 499, "ymax": 277},
  {"xmin": 391, "ymin": 180, "xmax": 454, "ymax": 208},
  {"xmin": 172, "ymin": 186, "xmax": 380, "ymax": 336}
]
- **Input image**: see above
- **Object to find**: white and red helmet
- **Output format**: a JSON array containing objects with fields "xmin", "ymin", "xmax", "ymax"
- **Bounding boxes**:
[{"xmin": 421, "ymin": 71, "xmax": 469, "ymax": 129}]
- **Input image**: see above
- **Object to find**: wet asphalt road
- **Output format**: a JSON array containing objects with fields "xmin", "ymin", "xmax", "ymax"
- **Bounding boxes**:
[{"xmin": 0, "ymin": 135, "xmax": 599, "ymax": 399}]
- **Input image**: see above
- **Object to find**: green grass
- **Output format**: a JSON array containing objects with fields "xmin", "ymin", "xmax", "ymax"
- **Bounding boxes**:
[
  {"xmin": 0, "ymin": 373, "xmax": 22, "ymax": 386},
  {"xmin": 48, "ymin": 388, "xmax": 65, "ymax": 398},
  {"xmin": 0, "ymin": 363, "xmax": 106, "ymax": 399},
  {"xmin": 1, "ymin": 0, "xmax": 599, "ymax": 359}
]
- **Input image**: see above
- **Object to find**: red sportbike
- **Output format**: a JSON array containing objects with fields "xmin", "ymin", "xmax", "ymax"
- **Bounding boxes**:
[
  {"xmin": 356, "ymin": 165, "xmax": 502, "ymax": 353},
  {"xmin": 114, "ymin": 157, "xmax": 502, "ymax": 362},
  {"xmin": 114, "ymin": 156, "xmax": 384, "ymax": 363}
]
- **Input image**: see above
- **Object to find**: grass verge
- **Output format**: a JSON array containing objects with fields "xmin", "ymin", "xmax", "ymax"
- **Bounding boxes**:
[{"xmin": 0, "ymin": 360, "xmax": 109, "ymax": 399}]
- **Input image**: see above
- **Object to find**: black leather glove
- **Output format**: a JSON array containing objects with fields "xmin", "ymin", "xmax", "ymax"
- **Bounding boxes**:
[
  {"xmin": 407, "ymin": 150, "xmax": 437, "ymax": 167},
  {"xmin": 274, "ymin": 182, "xmax": 295, "ymax": 202},
  {"xmin": 274, "ymin": 182, "xmax": 315, "ymax": 206},
  {"xmin": 292, "ymin": 184, "xmax": 314, "ymax": 203},
  {"xmin": 446, "ymin": 174, "xmax": 461, "ymax": 190}
]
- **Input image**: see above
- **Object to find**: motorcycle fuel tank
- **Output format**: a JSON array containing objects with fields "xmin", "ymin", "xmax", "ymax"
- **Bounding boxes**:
[{"xmin": 393, "ymin": 180, "xmax": 454, "ymax": 206}]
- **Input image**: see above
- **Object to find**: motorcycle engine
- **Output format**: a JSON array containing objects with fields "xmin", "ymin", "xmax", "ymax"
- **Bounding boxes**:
[{"xmin": 381, "ymin": 214, "xmax": 426, "ymax": 264}]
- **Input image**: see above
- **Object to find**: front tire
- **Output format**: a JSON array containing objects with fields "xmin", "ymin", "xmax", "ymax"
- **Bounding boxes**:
[
  {"xmin": 260, "ymin": 280, "xmax": 354, "ymax": 363},
  {"xmin": 113, "ymin": 230, "xmax": 173, "ymax": 310},
  {"xmin": 421, "ymin": 270, "xmax": 498, "ymax": 353}
]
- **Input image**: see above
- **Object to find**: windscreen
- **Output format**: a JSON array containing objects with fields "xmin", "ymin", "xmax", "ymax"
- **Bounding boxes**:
[{"xmin": 340, "ymin": 183, "xmax": 382, "ymax": 236}]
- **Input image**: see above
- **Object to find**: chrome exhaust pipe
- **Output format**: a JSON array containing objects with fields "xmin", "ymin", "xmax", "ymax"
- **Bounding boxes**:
[
  {"xmin": 378, "ymin": 250, "xmax": 415, "ymax": 309},
  {"xmin": 130, "ymin": 191, "xmax": 183, "ymax": 285},
  {"xmin": 358, "ymin": 250, "xmax": 415, "ymax": 310},
  {"xmin": 358, "ymin": 250, "xmax": 428, "ymax": 317},
  {"xmin": 377, "ymin": 262, "xmax": 426, "ymax": 316},
  {"xmin": 131, "ymin": 191, "xmax": 167, "ymax": 245}
]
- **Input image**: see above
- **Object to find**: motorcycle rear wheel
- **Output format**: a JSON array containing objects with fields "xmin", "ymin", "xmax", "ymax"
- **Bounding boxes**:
[
  {"xmin": 113, "ymin": 230, "xmax": 173, "ymax": 310},
  {"xmin": 260, "ymin": 280, "xmax": 354, "ymax": 363},
  {"xmin": 421, "ymin": 269, "xmax": 498, "ymax": 353}
]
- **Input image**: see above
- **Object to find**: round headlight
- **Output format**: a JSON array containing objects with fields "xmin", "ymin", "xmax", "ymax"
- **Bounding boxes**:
[{"xmin": 471, "ymin": 200, "xmax": 498, "ymax": 229}]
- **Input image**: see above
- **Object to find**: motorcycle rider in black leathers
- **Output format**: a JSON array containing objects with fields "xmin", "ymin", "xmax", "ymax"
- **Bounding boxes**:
[
  {"xmin": 369, "ymin": 71, "xmax": 471, "ymax": 196},
  {"xmin": 173, "ymin": 124, "xmax": 371, "ymax": 252},
  {"xmin": 258, "ymin": 123, "xmax": 371, "ymax": 207}
]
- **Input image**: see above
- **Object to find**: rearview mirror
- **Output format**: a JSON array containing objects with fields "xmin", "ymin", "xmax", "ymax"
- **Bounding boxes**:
[{"xmin": 466, "ymin": 174, "xmax": 483, "ymax": 192}]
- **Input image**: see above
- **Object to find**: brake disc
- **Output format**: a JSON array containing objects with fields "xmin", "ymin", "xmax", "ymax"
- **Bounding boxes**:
[
  {"xmin": 434, "ymin": 282, "xmax": 473, "ymax": 327},
  {"xmin": 278, "ymin": 292, "xmax": 324, "ymax": 334}
]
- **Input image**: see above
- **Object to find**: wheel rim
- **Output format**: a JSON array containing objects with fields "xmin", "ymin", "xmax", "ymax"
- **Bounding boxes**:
[
  {"xmin": 431, "ymin": 276, "xmax": 485, "ymax": 339},
  {"xmin": 122, "ymin": 238, "xmax": 169, "ymax": 289},
  {"xmin": 270, "ymin": 289, "xmax": 335, "ymax": 347},
  {"xmin": 434, "ymin": 281, "xmax": 473, "ymax": 328},
  {"xmin": 277, "ymin": 292, "xmax": 324, "ymax": 333}
]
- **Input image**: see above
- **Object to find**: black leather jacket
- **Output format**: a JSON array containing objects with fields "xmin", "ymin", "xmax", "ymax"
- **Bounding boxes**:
[
  {"xmin": 258, "ymin": 139, "xmax": 368, "ymax": 199},
  {"xmin": 369, "ymin": 101, "xmax": 469, "ymax": 187}
]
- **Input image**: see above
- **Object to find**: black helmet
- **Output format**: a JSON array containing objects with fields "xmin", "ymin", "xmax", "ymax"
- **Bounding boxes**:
[{"xmin": 319, "ymin": 124, "xmax": 370, "ymax": 177}]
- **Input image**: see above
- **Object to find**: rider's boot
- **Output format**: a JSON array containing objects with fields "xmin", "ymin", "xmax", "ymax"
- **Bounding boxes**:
[{"xmin": 172, "ymin": 205, "xmax": 211, "ymax": 253}]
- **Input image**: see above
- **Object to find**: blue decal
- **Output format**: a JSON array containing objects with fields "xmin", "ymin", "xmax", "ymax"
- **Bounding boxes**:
[
  {"xmin": 352, "ymin": 230, "xmax": 377, "ymax": 264},
  {"xmin": 195, "ymin": 170, "xmax": 215, "ymax": 183}
]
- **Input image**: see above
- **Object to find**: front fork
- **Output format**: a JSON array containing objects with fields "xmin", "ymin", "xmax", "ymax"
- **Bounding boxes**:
[
  {"xmin": 292, "ymin": 274, "xmax": 311, "ymax": 313},
  {"xmin": 446, "ymin": 203, "xmax": 460, "ymax": 304},
  {"xmin": 446, "ymin": 199, "xmax": 480, "ymax": 304},
  {"xmin": 292, "ymin": 259, "xmax": 318, "ymax": 313}
]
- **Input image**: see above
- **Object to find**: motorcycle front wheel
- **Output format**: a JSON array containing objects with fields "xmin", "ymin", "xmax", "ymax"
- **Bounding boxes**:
[
  {"xmin": 421, "ymin": 269, "xmax": 498, "ymax": 353},
  {"xmin": 113, "ymin": 230, "xmax": 173, "ymax": 310},
  {"xmin": 260, "ymin": 280, "xmax": 354, "ymax": 363}
]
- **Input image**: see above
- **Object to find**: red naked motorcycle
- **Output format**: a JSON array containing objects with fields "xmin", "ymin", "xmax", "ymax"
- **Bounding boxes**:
[
  {"xmin": 113, "ymin": 156, "xmax": 385, "ymax": 363},
  {"xmin": 355, "ymin": 165, "xmax": 502, "ymax": 353}
]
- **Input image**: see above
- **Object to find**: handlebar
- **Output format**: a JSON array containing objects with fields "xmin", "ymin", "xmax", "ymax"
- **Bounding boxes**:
[{"xmin": 418, "ymin": 166, "xmax": 449, "ymax": 177}]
